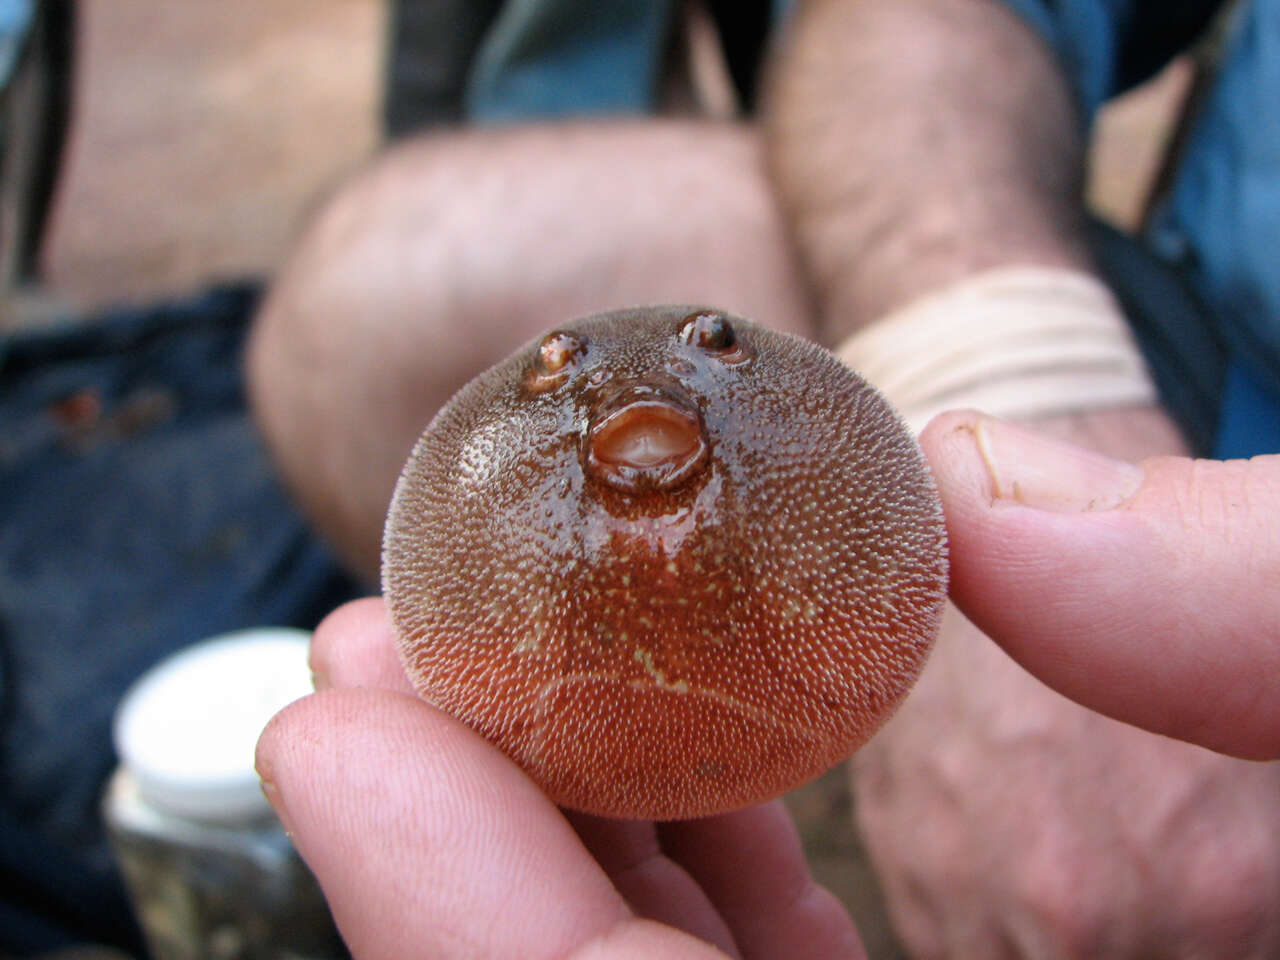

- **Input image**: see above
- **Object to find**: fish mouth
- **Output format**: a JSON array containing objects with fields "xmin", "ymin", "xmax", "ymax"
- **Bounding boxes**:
[{"xmin": 584, "ymin": 381, "xmax": 710, "ymax": 494}]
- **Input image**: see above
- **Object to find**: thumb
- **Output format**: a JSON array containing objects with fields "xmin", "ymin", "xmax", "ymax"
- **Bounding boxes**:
[{"xmin": 920, "ymin": 410, "xmax": 1280, "ymax": 760}]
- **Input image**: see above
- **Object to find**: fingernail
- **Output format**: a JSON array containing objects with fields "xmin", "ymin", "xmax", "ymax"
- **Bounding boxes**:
[{"xmin": 972, "ymin": 416, "xmax": 1144, "ymax": 513}]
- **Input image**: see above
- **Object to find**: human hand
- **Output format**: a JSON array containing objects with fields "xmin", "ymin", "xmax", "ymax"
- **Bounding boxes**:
[
  {"xmin": 255, "ymin": 598, "xmax": 866, "ymax": 960},
  {"xmin": 923, "ymin": 409, "xmax": 1279, "ymax": 759},
  {"xmin": 856, "ymin": 604, "xmax": 1280, "ymax": 959},
  {"xmin": 853, "ymin": 408, "xmax": 1280, "ymax": 958}
]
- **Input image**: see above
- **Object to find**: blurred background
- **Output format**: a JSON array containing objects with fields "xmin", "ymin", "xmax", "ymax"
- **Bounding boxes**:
[
  {"xmin": 4, "ymin": 0, "xmax": 1187, "ymax": 325},
  {"xmin": 0, "ymin": 2, "xmax": 1194, "ymax": 958},
  {"xmin": 2, "ymin": 0, "xmax": 383, "ymax": 323}
]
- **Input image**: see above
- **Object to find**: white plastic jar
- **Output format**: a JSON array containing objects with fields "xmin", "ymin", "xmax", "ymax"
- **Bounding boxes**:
[{"xmin": 103, "ymin": 628, "xmax": 345, "ymax": 960}]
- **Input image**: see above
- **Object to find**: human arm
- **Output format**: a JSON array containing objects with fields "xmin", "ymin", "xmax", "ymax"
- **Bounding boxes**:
[
  {"xmin": 765, "ymin": 2, "xmax": 1280, "ymax": 957},
  {"xmin": 765, "ymin": 0, "xmax": 1090, "ymax": 341}
]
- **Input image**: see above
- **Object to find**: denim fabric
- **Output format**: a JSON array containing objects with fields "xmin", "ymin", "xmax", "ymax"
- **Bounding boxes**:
[
  {"xmin": 0, "ymin": 285, "xmax": 363, "ymax": 953},
  {"xmin": 998, "ymin": 0, "xmax": 1222, "ymax": 117},
  {"xmin": 0, "ymin": 0, "xmax": 32, "ymax": 87},
  {"xmin": 463, "ymin": 0, "xmax": 781, "ymax": 122},
  {"xmin": 1001, "ymin": 0, "xmax": 1280, "ymax": 455}
]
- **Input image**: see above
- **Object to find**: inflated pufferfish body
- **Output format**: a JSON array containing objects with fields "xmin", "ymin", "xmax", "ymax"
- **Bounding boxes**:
[{"xmin": 383, "ymin": 305, "xmax": 947, "ymax": 820}]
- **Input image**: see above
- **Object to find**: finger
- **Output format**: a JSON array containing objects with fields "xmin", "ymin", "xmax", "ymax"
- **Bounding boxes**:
[
  {"xmin": 309, "ymin": 596, "xmax": 414, "ymax": 693},
  {"xmin": 256, "ymin": 689, "xmax": 728, "ymax": 959},
  {"xmin": 311, "ymin": 598, "xmax": 738, "ymax": 950},
  {"xmin": 565, "ymin": 812, "xmax": 740, "ymax": 956},
  {"xmin": 659, "ymin": 801, "xmax": 867, "ymax": 960},
  {"xmin": 921, "ymin": 410, "xmax": 1280, "ymax": 759}
]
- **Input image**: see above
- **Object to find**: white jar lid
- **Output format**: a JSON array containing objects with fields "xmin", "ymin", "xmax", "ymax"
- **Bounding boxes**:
[{"xmin": 113, "ymin": 627, "xmax": 313, "ymax": 824}]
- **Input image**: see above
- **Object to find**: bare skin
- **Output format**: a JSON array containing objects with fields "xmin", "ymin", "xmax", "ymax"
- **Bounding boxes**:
[
  {"xmin": 765, "ymin": 0, "xmax": 1090, "ymax": 340},
  {"xmin": 257, "ymin": 597, "xmax": 868, "ymax": 960},
  {"xmin": 247, "ymin": 120, "xmax": 813, "ymax": 580},
  {"xmin": 766, "ymin": 2, "xmax": 1280, "ymax": 956},
  {"xmin": 249, "ymin": 1, "xmax": 1280, "ymax": 956}
]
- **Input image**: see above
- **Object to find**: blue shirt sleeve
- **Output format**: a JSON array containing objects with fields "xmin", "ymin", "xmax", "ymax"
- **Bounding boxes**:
[
  {"xmin": 999, "ymin": 0, "xmax": 1225, "ymax": 116},
  {"xmin": 1006, "ymin": 0, "xmax": 1280, "ymax": 456}
]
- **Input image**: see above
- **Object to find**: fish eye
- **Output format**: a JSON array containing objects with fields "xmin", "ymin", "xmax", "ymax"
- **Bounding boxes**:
[
  {"xmin": 527, "ymin": 330, "xmax": 587, "ymax": 393},
  {"xmin": 677, "ymin": 311, "xmax": 754, "ymax": 365},
  {"xmin": 678, "ymin": 311, "xmax": 736, "ymax": 351}
]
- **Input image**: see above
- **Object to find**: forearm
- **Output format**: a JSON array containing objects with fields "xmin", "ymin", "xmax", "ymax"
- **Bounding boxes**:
[{"xmin": 765, "ymin": 0, "xmax": 1091, "ymax": 343}]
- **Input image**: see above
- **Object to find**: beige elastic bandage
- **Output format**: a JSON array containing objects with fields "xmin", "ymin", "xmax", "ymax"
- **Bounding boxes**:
[{"xmin": 834, "ymin": 267, "xmax": 1158, "ymax": 435}]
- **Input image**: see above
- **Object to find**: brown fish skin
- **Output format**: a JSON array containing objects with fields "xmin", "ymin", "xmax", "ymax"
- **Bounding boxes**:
[{"xmin": 382, "ymin": 305, "xmax": 948, "ymax": 821}]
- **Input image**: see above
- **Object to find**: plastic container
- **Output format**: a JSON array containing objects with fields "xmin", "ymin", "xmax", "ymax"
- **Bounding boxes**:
[{"xmin": 104, "ymin": 628, "xmax": 346, "ymax": 960}]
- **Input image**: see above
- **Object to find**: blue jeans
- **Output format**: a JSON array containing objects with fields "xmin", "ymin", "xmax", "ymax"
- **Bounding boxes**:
[{"xmin": 1, "ymin": 284, "xmax": 362, "ymax": 953}]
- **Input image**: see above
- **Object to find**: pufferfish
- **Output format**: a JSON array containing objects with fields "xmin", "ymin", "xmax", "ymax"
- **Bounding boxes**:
[{"xmin": 382, "ymin": 305, "xmax": 947, "ymax": 821}]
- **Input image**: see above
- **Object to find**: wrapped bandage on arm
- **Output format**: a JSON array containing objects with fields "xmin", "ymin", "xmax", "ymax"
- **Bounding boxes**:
[{"xmin": 835, "ymin": 268, "xmax": 1157, "ymax": 435}]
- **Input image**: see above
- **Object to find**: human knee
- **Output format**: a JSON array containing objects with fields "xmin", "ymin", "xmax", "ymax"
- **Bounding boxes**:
[{"xmin": 246, "ymin": 119, "xmax": 814, "ymax": 578}]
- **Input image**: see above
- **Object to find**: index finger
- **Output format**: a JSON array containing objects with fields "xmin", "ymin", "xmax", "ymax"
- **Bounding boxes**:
[{"xmin": 257, "ymin": 688, "xmax": 730, "ymax": 960}]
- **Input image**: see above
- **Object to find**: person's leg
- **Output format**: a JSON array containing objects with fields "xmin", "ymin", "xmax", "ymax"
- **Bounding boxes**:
[{"xmin": 247, "ymin": 118, "xmax": 813, "ymax": 581}]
